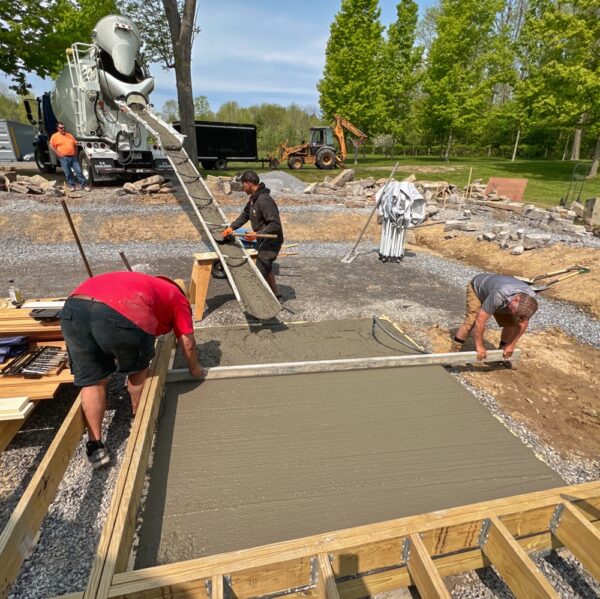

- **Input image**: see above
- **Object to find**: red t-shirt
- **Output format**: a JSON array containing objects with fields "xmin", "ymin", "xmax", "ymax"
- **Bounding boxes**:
[{"xmin": 71, "ymin": 272, "xmax": 193, "ymax": 338}]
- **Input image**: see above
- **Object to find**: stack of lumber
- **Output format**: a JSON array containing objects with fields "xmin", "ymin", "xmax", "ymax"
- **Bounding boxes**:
[
  {"xmin": 0, "ymin": 396, "xmax": 33, "ymax": 421},
  {"xmin": 0, "ymin": 307, "xmax": 62, "ymax": 341}
]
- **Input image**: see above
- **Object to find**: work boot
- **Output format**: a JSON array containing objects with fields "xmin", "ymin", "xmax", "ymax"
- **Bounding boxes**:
[
  {"xmin": 86, "ymin": 440, "xmax": 110, "ymax": 469},
  {"xmin": 82, "ymin": 185, "xmax": 91, "ymax": 192},
  {"xmin": 450, "ymin": 336, "xmax": 465, "ymax": 352},
  {"xmin": 70, "ymin": 185, "xmax": 76, "ymax": 192}
]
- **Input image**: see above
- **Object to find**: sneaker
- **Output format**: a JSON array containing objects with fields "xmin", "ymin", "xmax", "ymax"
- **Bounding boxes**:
[
  {"xmin": 82, "ymin": 185, "xmax": 91, "ymax": 192},
  {"xmin": 86, "ymin": 440, "xmax": 110, "ymax": 469},
  {"xmin": 70, "ymin": 185, "xmax": 76, "ymax": 192}
]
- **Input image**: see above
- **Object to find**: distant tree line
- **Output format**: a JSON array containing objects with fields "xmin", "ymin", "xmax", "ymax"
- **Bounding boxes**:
[
  {"xmin": 161, "ymin": 97, "xmax": 322, "ymax": 156},
  {"xmin": 319, "ymin": 0, "xmax": 600, "ymax": 175}
]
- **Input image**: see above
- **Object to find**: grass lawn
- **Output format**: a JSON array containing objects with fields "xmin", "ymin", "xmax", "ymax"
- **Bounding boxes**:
[{"xmin": 207, "ymin": 155, "xmax": 600, "ymax": 208}]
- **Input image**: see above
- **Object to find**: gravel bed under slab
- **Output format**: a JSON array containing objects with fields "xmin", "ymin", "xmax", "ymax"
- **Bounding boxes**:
[{"xmin": 6, "ymin": 376, "xmax": 134, "ymax": 599}]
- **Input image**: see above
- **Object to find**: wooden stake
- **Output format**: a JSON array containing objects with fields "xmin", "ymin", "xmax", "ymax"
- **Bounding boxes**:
[{"xmin": 60, "ymin": 200, "xmax": 93, "ymax": 278}]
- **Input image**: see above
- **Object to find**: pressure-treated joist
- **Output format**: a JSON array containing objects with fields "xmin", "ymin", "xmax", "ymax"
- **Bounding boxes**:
[
  {"xmin": 53, "ymin": 480, "xmax": 600, "ymax": 599},
  {"xmin": 82, "ymin": 334, "xmax": 174, "ymax": 599},
  {"xmin": 550, "ymin": 502, "xmax": 600, "ymax": 581},
  {"xmin": 478, "ymin": 514, "xmax": 559, "ymax": 598},
  {"xmin": 166, "ymin": 348, "xmax": 521, "ymax": 382}
]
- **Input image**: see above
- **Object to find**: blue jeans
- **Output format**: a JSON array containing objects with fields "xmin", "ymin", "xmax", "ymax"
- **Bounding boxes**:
[{"xmin": 59, "ymin": 156, "xmax": 87, "ymax": 187}]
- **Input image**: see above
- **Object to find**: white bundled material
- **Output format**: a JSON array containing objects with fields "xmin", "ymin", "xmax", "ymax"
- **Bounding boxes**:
[{"xmin": 376, "ymin": 181, "xmax": 426, "ymax": 262}]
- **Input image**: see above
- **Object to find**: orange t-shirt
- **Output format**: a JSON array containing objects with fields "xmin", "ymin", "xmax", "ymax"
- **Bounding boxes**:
[{"xmin": 50, "ymin": 131, "xmax": 78, "ymax": 157}]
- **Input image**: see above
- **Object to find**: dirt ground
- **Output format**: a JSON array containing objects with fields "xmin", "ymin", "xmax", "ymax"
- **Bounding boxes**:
[
  {"xmin": 422, "ymin": 325, "xmax": 600, "ymax": 460},
  {"xmin": 413, "ymin": 224, "xmax": 600, "ymax": 318}
]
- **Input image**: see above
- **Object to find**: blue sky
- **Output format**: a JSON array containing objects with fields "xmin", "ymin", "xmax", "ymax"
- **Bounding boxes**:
[{"xmin": 4, "ymin": 0, "xmax": 436, "ymax": 113}]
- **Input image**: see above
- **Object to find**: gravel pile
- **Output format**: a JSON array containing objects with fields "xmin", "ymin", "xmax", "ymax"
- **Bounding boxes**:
[{"xmin": 258, "ymin": 171, "xmax": 307, "ymax": 194}]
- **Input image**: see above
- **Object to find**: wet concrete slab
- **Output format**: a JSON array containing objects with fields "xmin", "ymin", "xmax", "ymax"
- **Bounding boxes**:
[
  {"xmin": 175, "ymin": 317, "xmax": 417, "ymax": 368},
  {"xmin": 136, "ymin": 321, "xmax": 561, "ymax": 568}
]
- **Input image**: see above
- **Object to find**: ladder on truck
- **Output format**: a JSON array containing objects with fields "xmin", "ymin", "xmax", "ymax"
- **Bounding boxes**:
[{"xmin": 118, "ymin": 102, "xmax": 282, "ymax": 321}]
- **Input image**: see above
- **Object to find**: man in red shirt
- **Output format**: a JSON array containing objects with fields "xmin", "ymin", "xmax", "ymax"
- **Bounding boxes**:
[
  {"xmin": 60, "ymin": 272, "xmax": 203, "ymax": 468},
  {"xmin": 49, "ymin": 121, "xmax": 90, "ymax": 192}
]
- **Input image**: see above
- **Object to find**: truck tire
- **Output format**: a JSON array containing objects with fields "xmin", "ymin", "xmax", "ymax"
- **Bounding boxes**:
[
  {"xmin": 316, "ymin": 148, "xmax": 336, "ymax": 169},
  {"xmin": 79, "ymin": 150, "xmax": 95, "ymax": 185},
  {"xmin": 287, "ymin": 156, "xmax": 304, "ymax": 170},
  {"xmin": 268, "ymin": 159, "xmax": 280, "ymax": 169},
  {"xmin": 201, "ymin": 160, "xmax": 216, "ymax": 169},
  {"xmin": 34, "ymin": 148, "xmax": 56, "ymax": 174},
  {"xmin": 214, "ymin": 158, "xmax": 227, "ymax": 170}
]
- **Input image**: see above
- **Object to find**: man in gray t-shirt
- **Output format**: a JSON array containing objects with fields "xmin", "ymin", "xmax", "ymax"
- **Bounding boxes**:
[{"xmin": 453, "ymin": 273, "xmax": 539, "ymax": 360}]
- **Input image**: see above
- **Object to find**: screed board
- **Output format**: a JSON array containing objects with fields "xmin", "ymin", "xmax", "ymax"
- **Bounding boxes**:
[{"xmin": 136, "ymin": 366, "xmax": 561, "ymax": 568}]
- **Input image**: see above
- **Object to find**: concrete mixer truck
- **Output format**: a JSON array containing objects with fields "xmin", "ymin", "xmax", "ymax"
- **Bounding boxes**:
[{"xmin": 23, "ymin": 15, "xmax": 171, "ymax": 184}]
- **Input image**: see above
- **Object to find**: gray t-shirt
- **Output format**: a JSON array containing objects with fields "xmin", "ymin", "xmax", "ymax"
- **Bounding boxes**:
[{"xmin": 472, "ymin": 273, "xmax": 536, "ymax": 315}]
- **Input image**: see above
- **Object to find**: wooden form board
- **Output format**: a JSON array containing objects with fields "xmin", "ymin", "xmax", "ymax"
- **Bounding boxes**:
[
  {"xmin": 54, "ymin": 480, "xmax": 600, "ymax": 599},
  {"xmin": 82, "ymin": 334, "xmax": 174, "ymax": 599},
  {"xmin": 0, "ymin": 308, "xmax": 63, "ymax": 341}
]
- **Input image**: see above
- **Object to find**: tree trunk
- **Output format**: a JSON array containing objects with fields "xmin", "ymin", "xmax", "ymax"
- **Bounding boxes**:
[
  {"xmin": 162, "ymin": 0, "xmax": 198, "ymax": 165},
  {"xmin": 444, "ymin": 131, "xmax": 452, "ymax": 162},
  {"xmin": 589, "ymin": 133, "xmax": 600, "ymax": 178},
  {"xmin": 562, "ymin": 133, "xmax": 570, "ymax": 161},
  {"xmin": 571, "ymin": 129, "xmax": 582, "ymax": 161},
  {"xmin": 570, "ymin": 113, "xmax": 587, "ymax": 161},
  {"xmin": 511, "ymin": 128, "xmax": 520, "ymax": 162}
]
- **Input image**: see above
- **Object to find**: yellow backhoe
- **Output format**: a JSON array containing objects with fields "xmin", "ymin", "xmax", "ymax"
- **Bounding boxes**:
[{"xmin": 268, "ymin": 114, "xmax": 367, "ymax": 170}]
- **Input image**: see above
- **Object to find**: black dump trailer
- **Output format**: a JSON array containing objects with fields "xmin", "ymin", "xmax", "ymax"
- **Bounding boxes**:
[{"xmin": 174, "ymin": 120, "xmax": 258, "ymax": 170}]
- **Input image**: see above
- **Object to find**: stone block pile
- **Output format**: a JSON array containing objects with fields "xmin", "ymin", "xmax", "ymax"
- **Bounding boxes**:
[
  {"xmin": 0, "ymin": 166, "xmax": 62, "ymax": 196},
  {"xmin": 117, "ymin": 175, "xmax": 174, "ymax": 195}
]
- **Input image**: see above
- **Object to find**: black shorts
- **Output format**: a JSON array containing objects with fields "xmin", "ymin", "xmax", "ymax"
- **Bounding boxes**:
[
  {"xmin": 60, "ymin": 298, "xmax": 155, "ymax": 387},
  {"xmin": 256, "ymin": 242, "xmax": 281, "ymax": 278}
]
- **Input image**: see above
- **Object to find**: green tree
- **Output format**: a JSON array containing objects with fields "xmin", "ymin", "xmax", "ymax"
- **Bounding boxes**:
[
  {"xmin": 193, "ymin": 95, "xmax": 213, "ymax": 119},
  {"xmin": 318, "ymin": 0, "xmax": 386, "ymax": 134},
  {"xmin": 422, "ymin": 0, "xmax": 503, "ymax": 159},
  {"xmin": 0, "ymin": 0, "xmax": 116, "ymax": 93},
  {"xmin": 161, "ymin": 99, "xmax": 179, "ymax": 122},
  {"xmin": 517, "ymin": 0, "xmax": 600, "ymax": 174},
  {"xmin": 382, "ymin": 0, "xmax": 422, "ymax": 144},
  {"xmin": 0, "ymin": 84, "xmax": 28, "ymax": 123},
  {"xmin": 117, "ymin": 0, "xmax": 201, "ymax": 162}
]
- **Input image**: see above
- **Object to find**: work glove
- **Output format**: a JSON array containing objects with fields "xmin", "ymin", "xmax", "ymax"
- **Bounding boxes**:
[
  {"xmin": 222, "ymin": 226, "xmax": 234, "ymax": 240},
  {"xmin": 243, "ymin": 231, "xmax": 257, "ymax": 242}
]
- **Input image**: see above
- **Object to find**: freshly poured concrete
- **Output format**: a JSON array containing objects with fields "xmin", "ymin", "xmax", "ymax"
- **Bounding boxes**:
[
  {"xmin": 137, "ymin": 327, "xmax": 561, "ymax": 567},
  {"xmin": 174, "ymin": 318, "xmax": 416, "ymax": 368}
]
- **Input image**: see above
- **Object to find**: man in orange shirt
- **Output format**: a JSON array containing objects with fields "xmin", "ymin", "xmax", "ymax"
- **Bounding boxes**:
[{"xmin": 49, "ymin": 122, "xmax": 90, "ymax": 191}]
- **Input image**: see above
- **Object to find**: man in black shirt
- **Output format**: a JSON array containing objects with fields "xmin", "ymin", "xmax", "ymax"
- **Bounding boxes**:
[{"xmin": 222, "ymin": 171, "xmax": 284, "ymax": 298}]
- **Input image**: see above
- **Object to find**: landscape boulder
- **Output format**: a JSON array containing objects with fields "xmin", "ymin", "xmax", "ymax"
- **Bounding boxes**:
[
  {"xmin": 523, "ymin": 233, "xmax": 552, "ymax": 250},
  {"xmin": 331, "ymin": 169, "xmax": 354, "ymax": 187}
]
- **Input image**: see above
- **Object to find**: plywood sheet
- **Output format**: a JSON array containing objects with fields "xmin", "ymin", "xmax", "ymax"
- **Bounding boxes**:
[{"xmin": 136, "ymin": 366, "xmax": 561, "ymax": 568}]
